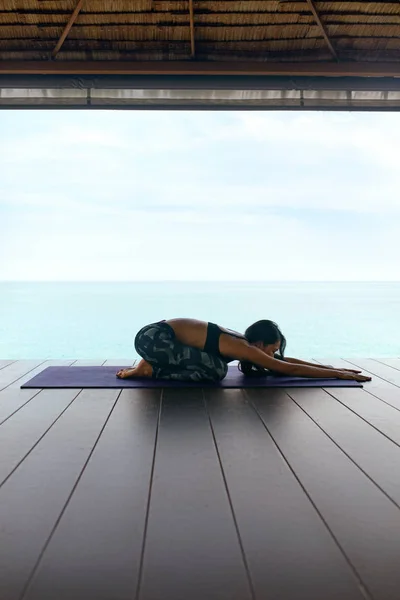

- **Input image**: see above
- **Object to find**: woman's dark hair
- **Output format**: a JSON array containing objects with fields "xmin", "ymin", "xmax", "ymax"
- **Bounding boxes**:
[{"xmin": 238, "ymin": 320, "xmax": 286, "ymax": 377}]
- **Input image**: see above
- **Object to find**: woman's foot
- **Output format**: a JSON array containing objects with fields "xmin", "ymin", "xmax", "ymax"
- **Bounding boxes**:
[{"xmin": 116, "ymin": 359, "xmax": 153, "ymax": 379}]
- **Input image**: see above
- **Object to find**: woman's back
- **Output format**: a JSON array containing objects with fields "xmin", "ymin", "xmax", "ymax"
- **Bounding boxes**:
[{"xmin": 166, "ymin": 318, "xmax": 244, "ymax": 350}]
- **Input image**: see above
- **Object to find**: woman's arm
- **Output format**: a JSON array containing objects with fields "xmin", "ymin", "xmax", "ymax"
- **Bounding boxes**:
[
  {"xmin": 218, "ymin": 335, "xmax": 371, "ymax": 381},
  {"xmin": 282, "ymin": 356, "xmax": 361, "ymax": 374},
  {"xmin": 246, "ymin": 347, "xmax": 341, "ymax": 378},
  {"xmin": 282, "ymin": 356, "xmax": 327, "ymax": 367}
]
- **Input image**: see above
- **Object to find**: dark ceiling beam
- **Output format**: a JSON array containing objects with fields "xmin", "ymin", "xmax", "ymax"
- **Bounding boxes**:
[
  {"xmin": 1, "ymin": 61, "xmax": 400, "ymax": 77},
  {"xmin": 305, "ymin": 0, "xmax": 338, "ymax": 60},
  {"xmin": 52, "ymin": 0, "xmax": 86, "ymax": 58},
  {"xmin": 189, "ymin": 0, "xmax": 195, "ymax": 57},
  {"xmin": 2, "ymin": 74, "xmax": 400, "ymax": 91}
]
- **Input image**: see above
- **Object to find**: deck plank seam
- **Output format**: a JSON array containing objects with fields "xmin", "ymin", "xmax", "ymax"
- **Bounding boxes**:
[
  {"xmin": 285, "ymin": 390, "xmax": 400, "ymax": 512},
  {"xmin": 69, "ymin": 359, "xmax": 109, "ymax": 366},
  {"xmin": 134, "ymin": 389, "xmax": 163, "ymax": 600},
  {"xmin": 363, "ymin": 388, "xmax": 400, "ymax": 412},
  {"xmin": 341, "ymin": 359, "xmax": 400, "ymax": 389},
  {"xmin": 343, "ymin": 386, "xmax": 400, "ymax": 414},
  {"xmin": 372, "ymin": 358, "xmax": 400, "ymax": 372},
  {"xmin": 0, "ymin": 359, "xmax": 49, "ymax": 392},
  {"xmin": 202, "ymin": 389, "xmax": 257, "ymax": 600},
  {"xmin": 0, "ymin": 388, "xmax": 85, "ymax": 491},
  {"xmin": 0, "ymin": 360, "xmax": 17, "ymax": 371},
  {"xmin": 0, "ymin": 388, "xmax": 43, "ymax": 427},
  {"xmin": 244, "ymin": 388, "xmax": 374, "ymax": 600},
  {"xmin": 322, "ymin": 388, "xmax": 400, "ymax": 448},
  {"xmin": 314, "ymin": 358, "xmax": 400, "ymax": 413},
  {"xmin": 18, "ymin": 387, "xmax": 124, "ymax": 600}
]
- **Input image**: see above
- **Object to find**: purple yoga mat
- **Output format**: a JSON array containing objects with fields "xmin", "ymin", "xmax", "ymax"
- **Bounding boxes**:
[{"xmin": 21, "ymin": 366, "xmax": 363, "ymax": 389}]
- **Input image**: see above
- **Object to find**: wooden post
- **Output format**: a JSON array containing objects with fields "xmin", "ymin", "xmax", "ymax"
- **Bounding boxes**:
[
  {"xmin": 52, "ymin": 0, "xmax": 86, "ymax": 58},
  {"xmin": 189, "ymin": 0, "xmax": 195, "ymax": 58},
  {"xmin": 305, "ymin": 0, "xmax": 338, "ymax": 61}
]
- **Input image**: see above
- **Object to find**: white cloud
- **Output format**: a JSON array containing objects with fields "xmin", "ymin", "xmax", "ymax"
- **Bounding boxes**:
[{"xmin": 1, "ymin": 110, "xmax": 400, "ymax": 281}]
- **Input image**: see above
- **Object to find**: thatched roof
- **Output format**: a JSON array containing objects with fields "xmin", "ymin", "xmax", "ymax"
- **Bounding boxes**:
[
  {"xmin": 1, "ymin": 1, "xmax": 400, "ymax": 109},
  {"xmin": 1, "ymin": 0, "xmax": 399, "ymax": 65}
]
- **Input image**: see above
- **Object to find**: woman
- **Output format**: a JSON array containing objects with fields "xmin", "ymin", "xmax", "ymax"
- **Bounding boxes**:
[{"xmin": 116, "ymin": 318, "xmax": 371, "ymax": 383}]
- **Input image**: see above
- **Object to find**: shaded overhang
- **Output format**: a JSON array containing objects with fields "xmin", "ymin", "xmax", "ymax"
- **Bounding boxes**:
[
  {"xmin": 1, "ymin": 0, "xmax": 400, "ymax": 111},
  {"xmin": 1, "ymin": 62, "xmax": 400, "ymax": 110}
]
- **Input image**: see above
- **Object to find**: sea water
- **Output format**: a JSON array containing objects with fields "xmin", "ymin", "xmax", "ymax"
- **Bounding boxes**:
[{"xmin": 0, "ymin": 281, "xmax": 399, "ymax": 360}]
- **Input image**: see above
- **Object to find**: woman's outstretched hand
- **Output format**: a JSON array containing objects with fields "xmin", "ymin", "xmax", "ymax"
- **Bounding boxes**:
[{"xmin": 334, "ymin": 370, "xmax": 371, "ymax": 382}]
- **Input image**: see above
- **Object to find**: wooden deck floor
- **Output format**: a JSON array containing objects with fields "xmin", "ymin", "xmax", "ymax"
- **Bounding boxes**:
[{"xmin": 1, "ymin": 358, "xmax": 400, "ymax": 600}]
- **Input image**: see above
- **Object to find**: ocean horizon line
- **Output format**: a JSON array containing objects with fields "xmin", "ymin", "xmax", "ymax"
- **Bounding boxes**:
[{"xmin": 1, "ymin": 280, "xmax": 400, "ymax": 285}]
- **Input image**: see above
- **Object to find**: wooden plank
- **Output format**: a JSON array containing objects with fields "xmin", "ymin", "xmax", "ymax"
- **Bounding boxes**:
[
  {"xmin": 315, "ymin": 358, "xmax": 400, "ymax": 411},
  {"xmin": 0, "ymin": 360, "xmax": 48, "ymax": 392},
  {"xmin": 138, "ymin": 388, "xmax": 253, "ymax": 600},
  {"xmin": 0, "ymin": 360, "xmax": 16, "ymax": 370},
  {"xmin": 204, "ymin": 388, "xmax": 367, "ymax": 600},
  {"xmin": 286, "ymin": 387, "xmax": 400, "ymax": 507},
  {"xmin": 7, "ymin": 361, "xmax": 83, "ymax": 391},
  {"xmin": 0, "ymin": 387, "xmax": 82, "ymax": 487},
  {"xmin": 317, "ymin": 386, "xmax": 400, "ymax": 447},
  {"xmin": 342, "ymin": 358, "xmax": 400, "ymax": 388},
  {"xmin": 1, "ymin": 60, "xmax": 400, "ymax": 77},
  {"xmin": 0, "ymin": 388, "xmax": 41, "ymax": 426},
  {"xmin": 103, "ymin": 359, "xmax": 134, "ymax": 366},
  {"xmin": 0, "ymin": 388, "xmax": 119, "ymax": 600},
  {"xmin": 247, "ymin": 388, "xmax": 400, "ymax": 600},
  {"xmin": 0, "ymin": 360, "xmax": 76, "ymax": 426},
  {"xmin": 21, "ymin": 389, "xmax": 161, "ymax": 600},
  {"xmin": 70, "ymin": 359, "xmax": 107, "ymax": 366},
  {"xmin": 373, "ymin": 358, "xmax": 400, "ymax": 370}
]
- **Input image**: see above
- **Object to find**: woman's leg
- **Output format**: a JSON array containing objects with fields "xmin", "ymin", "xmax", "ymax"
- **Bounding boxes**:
[
  {"xmin": 154, "ymin": 350, "xmax": 228, "ymax": 382},
  {"xmin": 134, "ymin": 321, "xmax": 228, "ymax": 382}
]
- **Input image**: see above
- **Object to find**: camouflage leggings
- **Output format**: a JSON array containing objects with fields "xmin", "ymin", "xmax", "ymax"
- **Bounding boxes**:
[{"xmin": 134, "ymin": 321, "xmax": 229, "ymax": 382}]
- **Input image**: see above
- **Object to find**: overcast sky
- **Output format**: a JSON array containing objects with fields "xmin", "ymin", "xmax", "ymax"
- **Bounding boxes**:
[{"xmin": 1, "ymin": 109, "xmax": 399, "ymax": 281}]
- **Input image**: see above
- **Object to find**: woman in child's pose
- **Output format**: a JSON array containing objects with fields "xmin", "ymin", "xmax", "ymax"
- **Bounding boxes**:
[{"xmin": 116, "ymin": 318, "xmax": 371, "ymax": 383}]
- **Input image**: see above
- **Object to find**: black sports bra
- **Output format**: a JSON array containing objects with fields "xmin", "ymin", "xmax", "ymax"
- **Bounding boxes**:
[{"xmin": 203, "ymin": 322, "xmax": 246, "ymax": 362}]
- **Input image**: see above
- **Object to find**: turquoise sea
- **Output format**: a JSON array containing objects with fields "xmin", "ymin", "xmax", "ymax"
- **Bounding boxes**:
[{"xmin": 0, "ymin": 282, "xmax": 399, "ymax": 360}]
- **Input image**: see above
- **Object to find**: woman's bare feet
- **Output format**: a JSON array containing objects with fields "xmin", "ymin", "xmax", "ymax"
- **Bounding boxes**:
[{"xmin": 116, "ymin": 359, "xmax": 153, "ymax": 379}]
